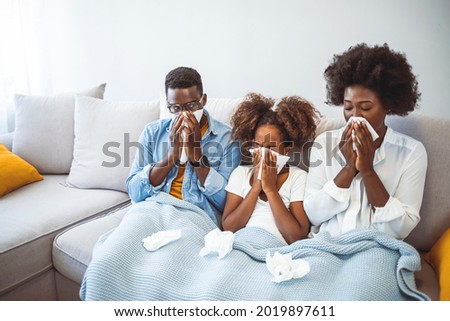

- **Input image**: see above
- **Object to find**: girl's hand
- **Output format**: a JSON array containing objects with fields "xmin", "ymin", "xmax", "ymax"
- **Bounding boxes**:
[
  {"xmin": 339, "ymin": 120, "xmax": 357, "ymax": 171},
  {"xmin": 251, "ymin": 148, "xmax": 262, "ymax": 193},
  {"xmin": 353, "ymin": 121, "xmax": 376, "ymax": 174},
  {"xmin": 261, "ymin": 149, "xmax": 278, "ymax": 194}
]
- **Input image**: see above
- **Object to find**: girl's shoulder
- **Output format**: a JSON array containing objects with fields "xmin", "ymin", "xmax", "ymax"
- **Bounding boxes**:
[
  {"xmin": 232, "ymin": 165, "xmax": 253, "ymax": 177},
  {"xmin": 288, "ymin": 166, "xmax": 308, "ymax": 181}
]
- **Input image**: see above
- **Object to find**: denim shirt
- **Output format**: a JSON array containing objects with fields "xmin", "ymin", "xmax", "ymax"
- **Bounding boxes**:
[{"xmin": 126, "ymin": 109, "xmax": 241, "ymax": 224}]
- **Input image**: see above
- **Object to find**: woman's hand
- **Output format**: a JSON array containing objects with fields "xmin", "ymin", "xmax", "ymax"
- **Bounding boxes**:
[
  {"xmin": 261, "ymin": 149, "xmax": 278, "ymax": 194},
  {"xmin": 353, "ymin": 121, "xmax": 376, "ymax": 174},
  {"xmin": 339, "ymin": 121, "xmax": 357, "ymax": 170}
]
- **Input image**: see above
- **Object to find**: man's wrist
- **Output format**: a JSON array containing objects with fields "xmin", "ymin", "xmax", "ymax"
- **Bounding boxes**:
[{"xmin": 189, "ymin": 155, "xmax": 209, "ymax": 168}]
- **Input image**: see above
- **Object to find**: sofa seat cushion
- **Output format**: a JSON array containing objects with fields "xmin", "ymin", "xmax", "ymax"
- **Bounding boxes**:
[
  {"xmin": 53, "ymin": 205, "xmax": 130, "ymax": 285},
  {"xmin": 0, "ymin": 175, "xmax": 130, "ymax": 295}
]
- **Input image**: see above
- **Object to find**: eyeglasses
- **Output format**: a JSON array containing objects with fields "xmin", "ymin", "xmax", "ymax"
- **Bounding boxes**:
[{"xmin": 167, "ymin": 96, "xmax": 204, "ymax": 114}]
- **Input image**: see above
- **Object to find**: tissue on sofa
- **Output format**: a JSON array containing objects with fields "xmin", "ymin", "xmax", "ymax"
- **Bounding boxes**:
[{"xmin": 199, "ymin": 228, "xmax": 234, "ymax": 259}]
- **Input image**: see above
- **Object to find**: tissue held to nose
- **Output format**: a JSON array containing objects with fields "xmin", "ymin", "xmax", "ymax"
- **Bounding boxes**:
[
  {"xmin": 249, "ymin": 147, "xmax": 290, "ymax": 180},
  {"xmin": 177, "ymin": 110, "xmax": 204, "ymax": 164},
  {"xmin": 346, "ymin": 116, "xmax": 379, "ymax": 152}
]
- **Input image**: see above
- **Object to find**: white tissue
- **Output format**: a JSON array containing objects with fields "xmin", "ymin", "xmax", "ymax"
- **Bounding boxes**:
[
  {"xmin": 199, "ymin": 228, "xmax": 235, "ymax": 259},
  {"xmin": 142, "ymin": 229, "xmax": 182, "ymax": 251},
  {"xmin": 346, "ymin": 117, "xmax": 379, "ymax": 152},
  {"xmin": 249, "ymin": 147, "xmax": 290, "ymax": 180},
  {"xmin": 266, "ymin": 251, "xmax": 310, "ymax": 283},
  {"xmin": 177, "ymin": 109, "xmax": 204, "ymax": 164}
]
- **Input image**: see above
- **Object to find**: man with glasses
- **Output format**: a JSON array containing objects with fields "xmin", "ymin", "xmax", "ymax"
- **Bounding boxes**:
[{"xmin": 126, "ymin": 67, "xmax": 241, "ymax": 225}]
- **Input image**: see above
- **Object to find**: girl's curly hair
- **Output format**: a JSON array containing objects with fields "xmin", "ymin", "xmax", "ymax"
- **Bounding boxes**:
[
  {"xmin": 324, "ymin": 43, "xmax": 420, "ymax": 116},
  {"xmin": 231, "ymin": 93, "xmax": 319, "ymax": 161}
]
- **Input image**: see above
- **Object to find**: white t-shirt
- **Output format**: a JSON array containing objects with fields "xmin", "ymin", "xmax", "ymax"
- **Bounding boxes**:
[
  {"xmin": 225, "ymin": 165, "xmax": 307, "ymax": 243},
  {"xmin": 304, "ymin": 127, "xmax": 427, "ymax": 240}
]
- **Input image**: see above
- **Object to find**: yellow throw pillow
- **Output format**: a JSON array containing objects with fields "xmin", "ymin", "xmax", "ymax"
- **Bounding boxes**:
[
  {"xmin": 0, "ymin": 144, "xmax": 43, "ymax": 197},
  {"xmin": 425, "ymin": 228, "xmax": 450, "ymax": 300}
]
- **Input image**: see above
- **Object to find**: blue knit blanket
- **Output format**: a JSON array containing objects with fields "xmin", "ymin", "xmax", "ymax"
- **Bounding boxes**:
[{"xmin": 80, "ymin": 192, "xmax": 429, "ymax": 301}]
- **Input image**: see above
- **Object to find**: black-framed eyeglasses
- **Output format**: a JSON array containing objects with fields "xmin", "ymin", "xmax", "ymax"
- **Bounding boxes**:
[{"xmin": 167, "ymin": 96, "xmax": 204, "ymax": 114}]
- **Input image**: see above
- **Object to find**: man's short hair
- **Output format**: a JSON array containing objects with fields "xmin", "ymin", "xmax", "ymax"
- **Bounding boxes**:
[{"xmin": 165, "ymin": 67, "xmax": 203, "ymax": 96}]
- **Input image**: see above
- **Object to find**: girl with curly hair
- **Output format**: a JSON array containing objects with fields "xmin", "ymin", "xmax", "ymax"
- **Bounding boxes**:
[
  {"xmin": 222, "ymin": 93, "xmax": 318, "ymax": 244},
  {"xmin": 304, "ymin": 43, "xmax": 427, "ymax": 240}
]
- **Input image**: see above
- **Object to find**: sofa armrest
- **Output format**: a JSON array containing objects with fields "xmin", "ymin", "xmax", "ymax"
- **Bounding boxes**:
[
  {"xmin": 0, "ymin": 132, "xmax": 13, "ymax": 150},
  {"xmin": 425, "ymin": 228, "xmax": 450, "ymax": 300}
]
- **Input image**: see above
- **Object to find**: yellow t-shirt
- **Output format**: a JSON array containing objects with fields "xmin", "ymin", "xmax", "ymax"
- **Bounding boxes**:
[{"xmin": 169, "ymin": 119, "xmax": 209, "ymax": 200}]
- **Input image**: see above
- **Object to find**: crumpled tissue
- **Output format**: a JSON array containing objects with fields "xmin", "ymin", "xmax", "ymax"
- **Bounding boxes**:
[
  {"xmin": 346, "ymin": 116, "xmax": 379, "ymax": 151},
  {"xmin": 199, "ymin": 228, "xmax": 235, "ymax": 259},
  {"xmin": 142, "ymin": 229, "xmax": 182, "ymax": 251},
  {"xmin": 266, "ymin": 251, "xmax": 310, "ymax": 283},
  {"xmin": 249, "ymin": 147, "xmax": 290, "ymax": 180}
]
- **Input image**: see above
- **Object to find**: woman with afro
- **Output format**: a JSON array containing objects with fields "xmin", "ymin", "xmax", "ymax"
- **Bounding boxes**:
[
  {"xmin": 304, "ymin": 43, "xmax": 427, "ymax": 240},
  {"xmin": 222, "ymin": 93, "xmax": 318, "ymax": 244}
]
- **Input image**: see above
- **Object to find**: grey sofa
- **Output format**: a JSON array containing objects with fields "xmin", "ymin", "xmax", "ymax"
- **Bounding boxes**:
[{"xmin": 1, "ymin": 102, "xmax": 449, "ymax": 301}]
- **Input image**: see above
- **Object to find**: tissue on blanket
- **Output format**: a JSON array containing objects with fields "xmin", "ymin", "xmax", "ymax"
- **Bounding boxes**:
[
  {"xmin": 199, "ymin": 228, "xmax": 234, "ymax": 259},
  {"xmin": 249, "ymin": 147, "xmax": 290, "ymax": 180},
  {"xmin": 346, "ymin": 117, "xmax": 379, "ymax": 152},
  {"xmin": 142, "ymin": 229, "xmax": 181, "ymax": 251},
  {"xmin": 266, "ymin": 251, "xmax": 310, "ymax": 283}
]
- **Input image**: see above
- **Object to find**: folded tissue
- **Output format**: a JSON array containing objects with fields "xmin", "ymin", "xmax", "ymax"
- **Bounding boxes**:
[
  {"xmin": 266, "ymin": 251, "xmax": 310, "ymax": 283},
  {"xmin": 199, "ymin": 228, "xmax": 235, "ymax": 259},
  {"xmin": 142, "ymin": 229, "xmax": 182, "ymax": 251},
  {"xmin": 249, "ymin": 147, "xmax": 290, "ymax": 180},
  {"xmin": 346, "ymin": 116, "xmax": 379, "ymax": 151}
]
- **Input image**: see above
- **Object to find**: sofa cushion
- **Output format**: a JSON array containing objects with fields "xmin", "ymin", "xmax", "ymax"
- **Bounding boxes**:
[
  {"xmin": 66, "ymin": 96, "xmax": 160, "ymax": 192},
  {"xmin": 53, "ymin": 205, "xmax": 130, "ymax": 285},
  {"xmin": 12, "ymin": 84, "xmax": 106, "ymax": 174},
  {"xmin": 0, "ymin": 144, "xmax": 43, "ymax": 197},
  {"xmin": 0, "ymin": 175, "xmax": 130, "ymax": 295},
  {"xmin": 386, "ymin": 113, "xmax": 450, "ymax": 252}
]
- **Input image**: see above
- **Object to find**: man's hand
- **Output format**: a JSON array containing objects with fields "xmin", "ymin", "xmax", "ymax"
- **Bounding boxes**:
[
  {"xmin": 169, "ymin": 114, "xmax": 184, "ymax": 164},
  {"xmin": 182, "ymin": 111, "xmax": 203, "ymax": 163}
]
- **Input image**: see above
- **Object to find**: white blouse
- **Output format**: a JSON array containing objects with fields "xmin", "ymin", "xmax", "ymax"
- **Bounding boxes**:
[
  {"xmin": 304, "ymin": 126, "xmax": 427, "ymax": 240},
  {"xmin": 225, "ymin": 166, "xmax": 307, "ymax": 243}
]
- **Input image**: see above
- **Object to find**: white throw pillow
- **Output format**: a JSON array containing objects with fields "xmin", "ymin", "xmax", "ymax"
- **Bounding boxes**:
[
  {"xmin": 159, "ymin": 93, "xmax": 242, "ymax": 125},
  {"xmin": 12, "ymin": 84, "xmax": 106, "ymax": 174},
  {"xmin": 66, "ymin": 96, "xmax": 160, "ymax": 192}
]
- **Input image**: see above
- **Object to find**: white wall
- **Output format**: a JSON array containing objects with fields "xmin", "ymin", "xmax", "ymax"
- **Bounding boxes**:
[{"xmin": 22, "ymin": 0, "xmax": 450, "ymax": 118}]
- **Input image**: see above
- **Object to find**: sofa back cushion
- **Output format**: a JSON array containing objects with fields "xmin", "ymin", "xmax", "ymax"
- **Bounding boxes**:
[
  {"xmin": 12, "ymin": 84, "xmax": 106, "ymax": 174},
  {"xmin": 386, "ymin": 114, "xmax": 450, "ymax": 252},
  {"xmin": 66, "ymin": 96, "xmax": 160, "ymax": 192}
]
